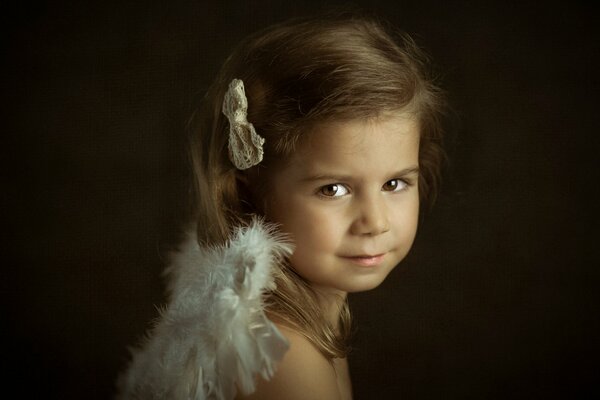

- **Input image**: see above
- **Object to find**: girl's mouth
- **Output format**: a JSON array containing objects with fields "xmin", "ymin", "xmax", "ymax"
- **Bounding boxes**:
[{"xmin": 342, "ymin": 253, "xmax": 386, "ymax": 267}]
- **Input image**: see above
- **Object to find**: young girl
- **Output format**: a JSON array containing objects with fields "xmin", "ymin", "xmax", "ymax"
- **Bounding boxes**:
[{"xmin": 117, "ymin": 13, "xmax": 445, "ymax": 400}]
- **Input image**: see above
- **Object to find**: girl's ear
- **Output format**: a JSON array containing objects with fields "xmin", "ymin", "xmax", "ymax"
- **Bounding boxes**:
[
  {"xmin": 235, "ymin": 170, "xmax": 251, "ymax": 210},
  {"xmin": 237, "ymin": 167, "xmax": 271, "ymax": 216},
  {"xmin": 235, "ymin": 169, "xmax": 265, "ymax": 216},
  {"xmin": 235, "ymin": 170, "xmax": 251, "ymax": 187}
]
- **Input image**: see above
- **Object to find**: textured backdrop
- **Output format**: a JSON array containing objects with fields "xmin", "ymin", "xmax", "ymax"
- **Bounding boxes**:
[{"xmin": 4, "ymin": 1, "xmax": 598, "ymax": 399}]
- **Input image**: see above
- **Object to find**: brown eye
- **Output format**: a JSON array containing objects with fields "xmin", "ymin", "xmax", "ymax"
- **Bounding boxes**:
[
  {"xmin": 319, "ymin": 184, "xmax": 348, "ymax": 197},
  {"xmin": 382, "ymin": 179, "xmax": 407, "ymax": 192}
]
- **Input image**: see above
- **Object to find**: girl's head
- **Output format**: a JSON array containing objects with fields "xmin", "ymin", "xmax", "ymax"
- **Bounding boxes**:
[
  {"xmin": 191, "ymin": 15, "xmax": 444, "ymax": 243},
  {"xmin": 189, "ymin": 14, "xmax": 445, "ymax": 358}
]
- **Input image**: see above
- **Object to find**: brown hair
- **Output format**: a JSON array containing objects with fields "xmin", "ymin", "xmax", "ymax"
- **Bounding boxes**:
[{"xmin": 187, "ymin": 14, "xmax": 445, "ymax": 359}]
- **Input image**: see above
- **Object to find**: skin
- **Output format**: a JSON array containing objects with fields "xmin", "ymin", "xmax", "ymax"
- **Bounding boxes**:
[{"xmin": 238, "ymin": 112, "xmax": 421, "ymax": 400}]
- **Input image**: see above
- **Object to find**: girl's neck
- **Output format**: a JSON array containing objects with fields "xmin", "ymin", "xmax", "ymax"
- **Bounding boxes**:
[{"xmin": 313, "ymin": 287, "xmax": 348, "ymax": 331}]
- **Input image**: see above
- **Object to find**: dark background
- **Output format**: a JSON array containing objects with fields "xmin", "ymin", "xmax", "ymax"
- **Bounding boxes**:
[{"xmin": 4, "ymin": 1, "xmax": 598, "ymax": 399}]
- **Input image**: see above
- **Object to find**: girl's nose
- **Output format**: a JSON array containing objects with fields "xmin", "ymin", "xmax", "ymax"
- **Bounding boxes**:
[{"xmin": 350, "ymin": 194, "xmax": 390, "ymax": 236}]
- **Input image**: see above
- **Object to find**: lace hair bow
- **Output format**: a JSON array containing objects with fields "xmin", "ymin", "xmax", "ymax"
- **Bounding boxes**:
[{"xmin": 222, "ymin": 79, "xmax": 265, "ymax": 170}]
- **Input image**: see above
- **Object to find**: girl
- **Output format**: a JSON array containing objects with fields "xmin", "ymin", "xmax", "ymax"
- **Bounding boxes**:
[{"xmin": 117, "ymin": 13, "xmax": 445, "ymax": 400}]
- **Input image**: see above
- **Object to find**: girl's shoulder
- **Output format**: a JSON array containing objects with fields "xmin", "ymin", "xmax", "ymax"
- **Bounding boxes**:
[{"xmin": 237, "ymin": 324, "xmax": 342, "ymax": 400}]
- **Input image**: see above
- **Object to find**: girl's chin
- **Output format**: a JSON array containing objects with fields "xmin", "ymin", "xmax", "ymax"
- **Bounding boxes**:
[{"xmin": 342, "ymin": 276, "xmax": 390, "ymax": 293}]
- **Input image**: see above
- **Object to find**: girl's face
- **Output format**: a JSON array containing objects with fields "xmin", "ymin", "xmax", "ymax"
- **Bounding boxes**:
[{"xmin": 265, "ymin": 113, "xmax": 420, "ymax": 297}]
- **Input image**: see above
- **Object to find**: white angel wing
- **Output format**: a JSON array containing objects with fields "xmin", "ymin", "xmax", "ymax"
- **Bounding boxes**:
[{"xmin": 117, "ymin": 219, "xmax": 293, "ymax": 400}]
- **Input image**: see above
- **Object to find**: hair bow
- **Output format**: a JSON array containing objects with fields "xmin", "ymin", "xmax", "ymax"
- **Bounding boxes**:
[{"xmin": 222, "ymin": 79, "xmax": 265, "ymax": 170}]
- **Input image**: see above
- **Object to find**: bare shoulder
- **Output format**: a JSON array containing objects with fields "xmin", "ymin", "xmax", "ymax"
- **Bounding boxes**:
[{"xmin": 237, "ymin": 325, "xmax": 341, "ymax": 400}]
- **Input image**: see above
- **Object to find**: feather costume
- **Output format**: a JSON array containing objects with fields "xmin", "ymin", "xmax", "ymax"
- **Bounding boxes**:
[{"xmin": 117, "ymin": 219, "xmax": 293, "ymax": 400}]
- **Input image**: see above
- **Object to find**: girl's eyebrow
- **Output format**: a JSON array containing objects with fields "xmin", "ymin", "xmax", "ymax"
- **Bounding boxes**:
[{"xmin": 300, "ymin": 166, "xmax": 420, "ymax": 182}]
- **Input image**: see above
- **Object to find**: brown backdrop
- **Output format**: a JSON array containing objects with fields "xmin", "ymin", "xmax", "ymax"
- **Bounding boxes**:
[{"xmin": 4, "ymin": 1, "xmax": 598, "ymax": 398}]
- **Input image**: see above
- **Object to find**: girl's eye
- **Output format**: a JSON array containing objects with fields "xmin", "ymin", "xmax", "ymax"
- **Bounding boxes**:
[
  {"xmin": 319, "ymin": 184, "xmax": 349, "ymax": 197},
  {"xmin": 382, "ymin": 179, "xmax": 408, "ymax": 192}
]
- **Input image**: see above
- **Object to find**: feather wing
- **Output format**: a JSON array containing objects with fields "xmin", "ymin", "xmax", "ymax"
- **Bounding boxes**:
[{"xmin": 117, "ymin": 219, "xmax": 293, "ymax": 400}]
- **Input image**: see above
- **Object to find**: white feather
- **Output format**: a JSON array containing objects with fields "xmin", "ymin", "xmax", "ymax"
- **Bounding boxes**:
[{"xmin": 116, "ymin": 219, "xmax": 293, "ymax": 400}]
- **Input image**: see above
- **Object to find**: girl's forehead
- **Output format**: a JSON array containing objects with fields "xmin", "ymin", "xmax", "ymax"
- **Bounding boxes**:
[
  {"xmin": 276, "ymin": 114, "xmax": 420, "ymax": 177},
  {"xmin": 298, "ymin": 113, "xmax": 419, "ymax": 152}
]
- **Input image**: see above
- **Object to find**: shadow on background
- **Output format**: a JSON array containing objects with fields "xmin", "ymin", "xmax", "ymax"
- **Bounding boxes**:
[{"xmin": 4, "ymin": 1, "xmax": 598, "ymax": 398}]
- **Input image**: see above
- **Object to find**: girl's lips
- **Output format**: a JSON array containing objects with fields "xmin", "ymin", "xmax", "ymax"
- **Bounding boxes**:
[{"xmin": 342, "ymin": 253, "xmax": 386, "ymax": 267}]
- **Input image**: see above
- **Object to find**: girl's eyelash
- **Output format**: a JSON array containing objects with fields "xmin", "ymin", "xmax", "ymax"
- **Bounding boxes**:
[
  {"xmin": 316, "ymin": 178, "xmax": 414, "ymax": 198},
  {"xmin": 383, "ymin": 178, "xmax": 414, "ymax": 192},
  {"xmin": 317, "ymin": 183, "xmax": 350, "ymax": 198}
]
